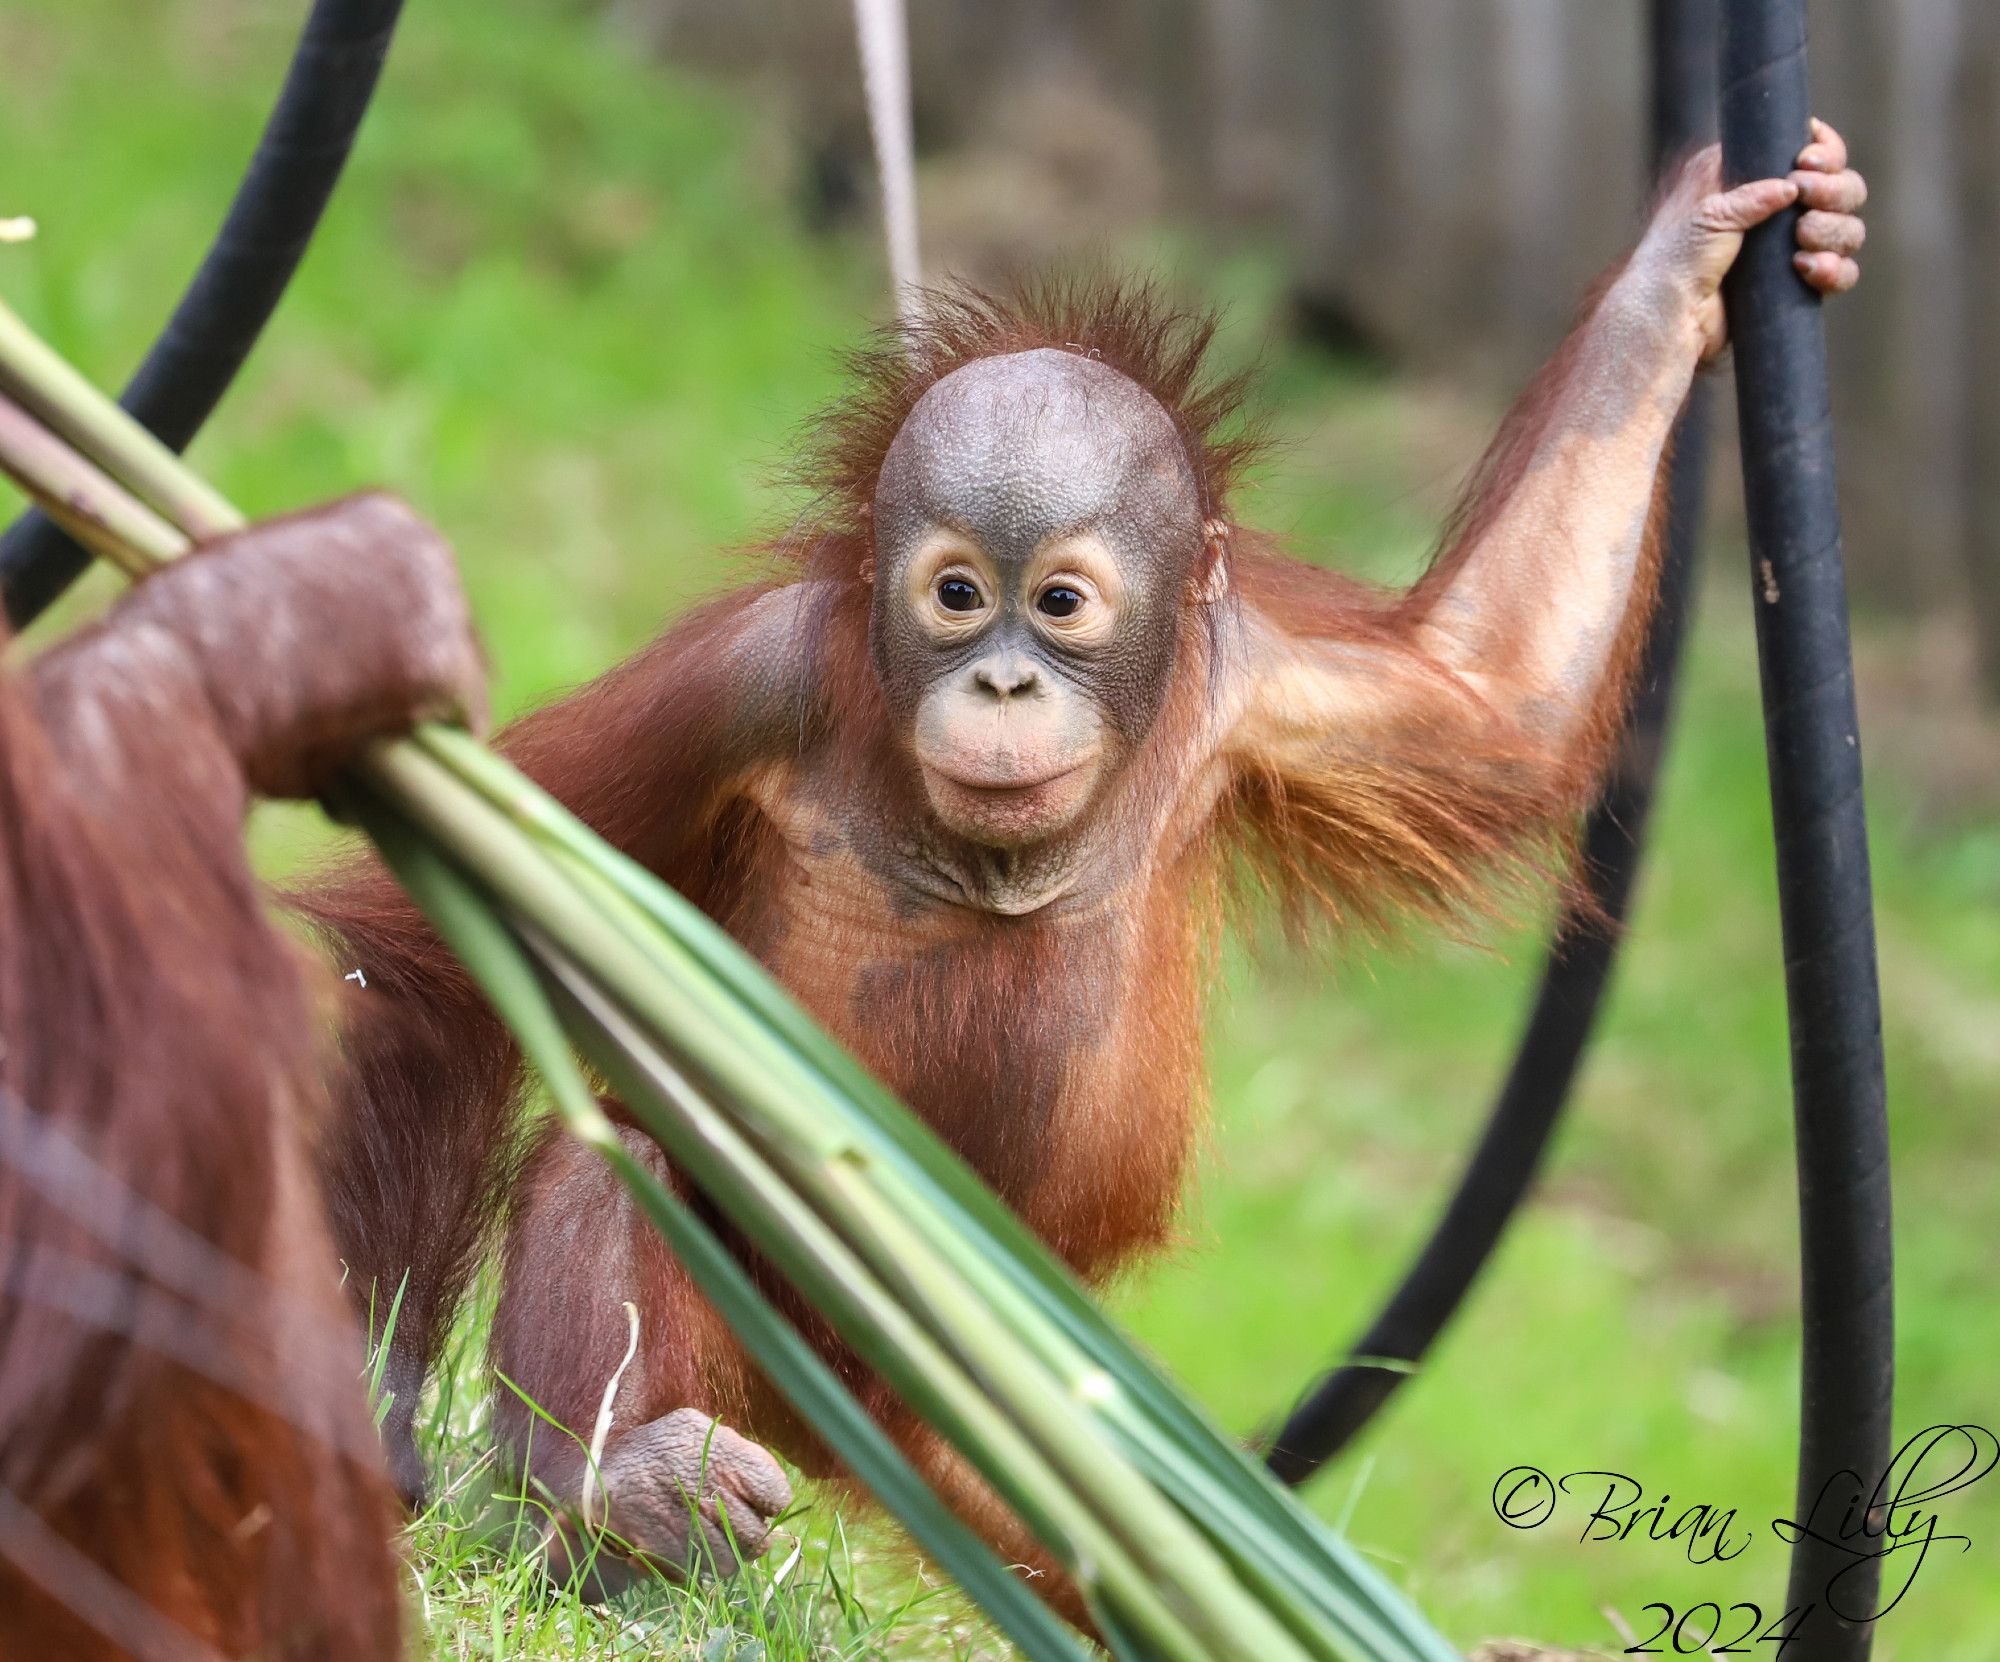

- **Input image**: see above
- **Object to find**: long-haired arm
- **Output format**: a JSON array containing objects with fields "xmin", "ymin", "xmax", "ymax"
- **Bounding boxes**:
[
  {"xmin": 1222, "ymin": 135, "xmax": 1864, "ymax": 924},
  {"xmin": 2, "ymin": 497, "xmax": 481, "ymax": 1644}
]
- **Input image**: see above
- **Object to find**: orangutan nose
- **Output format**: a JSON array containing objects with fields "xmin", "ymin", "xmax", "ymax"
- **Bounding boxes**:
[{"xmin": 971, "ymin": 652, "xmax": 1042, "ymax": 702}]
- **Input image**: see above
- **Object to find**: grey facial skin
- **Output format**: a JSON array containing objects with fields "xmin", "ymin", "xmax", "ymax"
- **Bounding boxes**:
[{"xmin": 869, "ymin": 348, "xmax": 1206, "ymax": 855}]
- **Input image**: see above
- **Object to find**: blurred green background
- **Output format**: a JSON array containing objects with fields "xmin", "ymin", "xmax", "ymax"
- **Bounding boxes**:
[{"xmin": 2, "ymin": 2, "xmax": 1996, "ymax": 1658}]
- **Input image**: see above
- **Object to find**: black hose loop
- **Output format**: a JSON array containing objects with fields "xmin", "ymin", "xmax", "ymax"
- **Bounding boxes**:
[
  {"xmin": 0, "ymin": 0, "xmax": 406, "ymax": 629},
  {"xmin": 1265, "ymin": 0, "xmax": 1719, "ymax": 1487},
  {"xmin": 1719, "ymin": 2, "xmax": 1893, "ymax": 1655}
]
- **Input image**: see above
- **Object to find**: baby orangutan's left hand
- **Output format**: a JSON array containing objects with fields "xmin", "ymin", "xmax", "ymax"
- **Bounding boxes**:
[
  {"xmin": 1787, "ymin": 116, "xmax": 1869, "ymax": 297},
  {"xmin": 1635, "ymin": 117, "xmax": 1868, "ymax": 362}
]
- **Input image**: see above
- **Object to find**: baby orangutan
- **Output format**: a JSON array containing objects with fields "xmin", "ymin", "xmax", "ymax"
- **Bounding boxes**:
[
  {"xmin": 0, "ymin": 500, "xmax": 483, "ymax": 1659},
  {"xmin": 299, "ymin": 131, "xmax": 1869, "ymax": 1612}
]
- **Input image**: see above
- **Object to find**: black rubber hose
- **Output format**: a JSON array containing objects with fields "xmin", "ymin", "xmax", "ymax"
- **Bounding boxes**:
[
  {"xmin": 0, "ymin": 0, "xmax": 406, "ymax": 629},
  {"xmin": 1719, "ymin": 4, "xmax": 1893, "ymax": 1655},
  {"xmin": 1264, "ymin": 0, "xmax": 1718, "ymax": 1487}
]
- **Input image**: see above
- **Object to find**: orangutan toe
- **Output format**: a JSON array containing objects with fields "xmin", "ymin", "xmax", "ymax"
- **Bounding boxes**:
[{"xmin": 544, "ymin": 1409, "xmax": 792, "ymax": 1593}]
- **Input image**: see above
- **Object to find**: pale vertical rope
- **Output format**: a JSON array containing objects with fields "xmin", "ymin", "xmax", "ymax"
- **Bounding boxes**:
[{"xmin": 850, "ymin": 0, "xmax": 922, "ymax": 328}]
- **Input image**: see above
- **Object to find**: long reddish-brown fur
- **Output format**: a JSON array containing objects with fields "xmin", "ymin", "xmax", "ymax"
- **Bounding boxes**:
[
  {"xmin": 301, "ymin": 272, "xmax": 1673, "ymax": 1614},
  {"xmin": 0, "ymin": 499, "xmax": 483, "ymax": 1660}
]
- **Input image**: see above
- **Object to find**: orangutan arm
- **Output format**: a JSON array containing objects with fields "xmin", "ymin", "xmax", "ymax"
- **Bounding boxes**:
[
  {"xmin": 30, "ymin": 492, "xmax": 484, "ymax": 820},
  {"xmin": 1220, "ymin": 140, "xmax": 1865, "ymax": 918}
]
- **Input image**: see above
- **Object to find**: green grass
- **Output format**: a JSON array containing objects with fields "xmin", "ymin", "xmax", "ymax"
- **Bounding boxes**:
[
  {"xmin": 5, "ymin": 2, "xmax": 1998, "ymax": 1658},
  {"xmin": 388, "ymin": 1286, "xmax": 993, "ymax": 1661}
]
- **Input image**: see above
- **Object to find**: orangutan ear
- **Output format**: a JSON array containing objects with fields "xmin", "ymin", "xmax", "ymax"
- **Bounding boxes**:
[
  {"xmin": 856, "ymin": 499, "xmax": 877, "ymax": 586},
  {"xmin": 1190, "ymin": 518, "xmax": 1231, "ymax": 605}
]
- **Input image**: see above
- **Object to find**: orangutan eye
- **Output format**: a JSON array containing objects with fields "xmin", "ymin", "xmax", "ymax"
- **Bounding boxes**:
[
  {"xmin": 1037, "ymin": 586, "xmax": 1084, "ymax": 619},
  {"xmin": 937, "ymin": 578, "xmax": 984, "ymax": 614}
]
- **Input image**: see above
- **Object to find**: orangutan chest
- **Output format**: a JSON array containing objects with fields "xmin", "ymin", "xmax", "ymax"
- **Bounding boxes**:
[{"xmin": 737, "ymin": 839, "xmax": 1167, "ymax": 1197}]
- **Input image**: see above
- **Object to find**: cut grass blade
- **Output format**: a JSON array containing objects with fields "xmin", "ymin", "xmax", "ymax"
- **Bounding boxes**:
[
  {"xmin": 0, "ymin": 390, "xmax": 186, "ymax": 576},
  {"xmin": 0, "ymin": 300, "xmax": 240, "ymax": 542}
]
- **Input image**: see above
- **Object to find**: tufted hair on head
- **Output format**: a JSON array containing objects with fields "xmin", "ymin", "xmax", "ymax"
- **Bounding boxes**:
[{"xmin": 789, "ymin": 274, "xmax": 1268, "ymax": 576}]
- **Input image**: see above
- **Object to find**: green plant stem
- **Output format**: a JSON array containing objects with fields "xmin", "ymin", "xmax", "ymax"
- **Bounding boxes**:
[
  {"xmin": 0, "ymin": 298, "xmax": 241, "ymax": 540},
  {"xmin": 0, "ymin": 390, "xmax": 185, "ymax": 577}
]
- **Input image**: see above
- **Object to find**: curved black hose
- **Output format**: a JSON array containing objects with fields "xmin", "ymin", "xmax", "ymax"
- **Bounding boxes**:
[
  {"xmin": 1719, "ymin": 3, "xmax": 1893, "ymax": 1654},
  {"xmin": 1264, "ymin": 0, "xmax": 1718, "ymax": 1486},
  {"xmin": 0, "ymin": 0, "xmax": 406, "ymax": 629}
]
